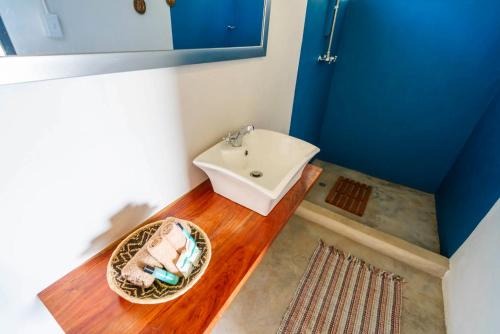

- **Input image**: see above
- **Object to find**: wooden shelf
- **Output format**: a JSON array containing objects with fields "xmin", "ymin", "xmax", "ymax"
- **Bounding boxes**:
[{"xmin": 39, "ymin": 164, "xmax": 322, "ymax": 334}]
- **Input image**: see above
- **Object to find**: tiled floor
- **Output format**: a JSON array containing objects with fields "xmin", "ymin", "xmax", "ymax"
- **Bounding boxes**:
[
  {"xmin": 213, "ymin": 215, "xmax": 446, "ymax": 334},
  {"xmin": 306, "ymin": 160, "xmax": 441, "ymax": 253}
]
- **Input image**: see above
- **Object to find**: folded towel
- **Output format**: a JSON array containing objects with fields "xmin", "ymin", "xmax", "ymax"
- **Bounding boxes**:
[
  {"xmin": 159, "ymin": 218, "xmax": 191, "ymax": 252},
  {"xmin": 121, "ymin": 248, "xmax": 162, "ymax": 288},
  {"xmin": 120, "ymin": 217, "xmax": 193, "ymax": 287},
  {"xmin": 147, "ymin": 236, "xmax": 181, "ymax": 275}
]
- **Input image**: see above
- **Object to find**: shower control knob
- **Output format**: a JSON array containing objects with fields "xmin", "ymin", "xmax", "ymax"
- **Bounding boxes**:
[{"xmin": 318, "ymin": 54, "xmax": 338, "ymax": 64}]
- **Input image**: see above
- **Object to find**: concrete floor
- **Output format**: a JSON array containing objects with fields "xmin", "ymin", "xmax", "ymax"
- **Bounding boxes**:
[
  {"xmin": 306, "ymin": 160, "xmax": 441, "ymax": 253},
  {"xmin": 213, "ymin": 215, "xmax": 446, "ymax": 334}
]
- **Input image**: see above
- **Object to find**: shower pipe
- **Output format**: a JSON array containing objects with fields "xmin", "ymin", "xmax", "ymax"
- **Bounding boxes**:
[{"xmin": 318, "ymin": 0, "xmax": 341, "ymax": 64}]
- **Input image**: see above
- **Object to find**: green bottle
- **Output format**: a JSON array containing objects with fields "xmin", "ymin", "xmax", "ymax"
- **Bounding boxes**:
[{"xmin": 143, "ymin": 265, "xmax": 179, "ymax": 285}]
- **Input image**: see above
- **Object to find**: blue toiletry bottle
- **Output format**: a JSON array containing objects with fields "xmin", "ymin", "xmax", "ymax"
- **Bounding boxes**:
[{"xmin": 143, "ymin": 265, "xmax": 179, "ymax": 285}]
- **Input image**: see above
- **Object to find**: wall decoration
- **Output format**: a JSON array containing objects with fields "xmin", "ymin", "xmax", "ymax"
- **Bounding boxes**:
[{"xmin": 134, "ymin": 0, "xmax": 146, "ymax": 14}]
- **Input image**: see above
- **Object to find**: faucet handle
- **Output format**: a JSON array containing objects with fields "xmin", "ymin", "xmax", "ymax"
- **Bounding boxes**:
[
  {"xmin": 223, "ymin": 126, "xmax": 253, "ymax": 146},
  {"xmin": 239, "ymin": 125, "xmax": 255, "ymax": 134},
  {"xmin": 222, "ymin": 130, "xmax": 238, "ymax": 143}
]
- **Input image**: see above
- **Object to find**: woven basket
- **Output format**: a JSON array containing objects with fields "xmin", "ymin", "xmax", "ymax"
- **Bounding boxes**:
[{"xmin": 106, "ymin": 219, "xmax": 211, "ymax": 304}]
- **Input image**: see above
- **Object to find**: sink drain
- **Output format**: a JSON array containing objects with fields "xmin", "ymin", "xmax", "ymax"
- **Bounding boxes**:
[{"xmin": 250, "ymin": 170, "xmax": 263, "ymax": 178}]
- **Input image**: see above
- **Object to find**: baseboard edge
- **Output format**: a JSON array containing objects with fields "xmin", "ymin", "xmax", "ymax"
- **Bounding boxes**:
[{"xmin": 296, "ymin": 200, "xmax": 449, "ymax": 278}]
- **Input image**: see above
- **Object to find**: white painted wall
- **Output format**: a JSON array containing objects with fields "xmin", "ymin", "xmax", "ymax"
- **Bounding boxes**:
[
  {"xmin": 0, "ymin": 0, "xmax": 173, "ymax": 55},
  {"xmin": 443, "ymin": 199, "xmax": 500, "ymax": 334},
  {"xmin": 0, "ymin": 0, "xmax": 308, "ymax": 332}
]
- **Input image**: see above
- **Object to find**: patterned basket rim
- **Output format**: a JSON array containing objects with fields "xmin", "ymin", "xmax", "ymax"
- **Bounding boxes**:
[{"xmin": 106, "ymin": 219, "xmax": 212, "ymax": 304}]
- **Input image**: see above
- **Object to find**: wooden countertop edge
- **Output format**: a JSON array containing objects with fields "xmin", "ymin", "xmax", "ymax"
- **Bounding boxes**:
[
  {"xmin": 202, "ymin": 185, "xmax": 310, "ymax": 333},
  {"xmin": 38, "ymin": 164, "xmax": 322, "ymax": 333}
]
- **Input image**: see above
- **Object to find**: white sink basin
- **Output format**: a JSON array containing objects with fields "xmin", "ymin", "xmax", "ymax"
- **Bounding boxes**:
[{"xmin": 193, "ymin": 129, "xmax": 319, "ymax": 216}]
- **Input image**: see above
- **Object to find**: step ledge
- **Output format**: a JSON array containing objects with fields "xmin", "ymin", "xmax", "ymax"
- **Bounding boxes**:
[{"xmin": 296, "ymin": 201, "xmax": 449, "ymax": 278}]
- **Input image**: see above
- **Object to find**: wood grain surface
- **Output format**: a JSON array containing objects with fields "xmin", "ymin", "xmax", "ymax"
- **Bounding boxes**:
[
  {"xmin": 39, "ymin": 164, "xmax": 322, "ymax": 334},
  {"xmin": 325, "ymin": 176, "xmax": 372, "ymax": 216}
]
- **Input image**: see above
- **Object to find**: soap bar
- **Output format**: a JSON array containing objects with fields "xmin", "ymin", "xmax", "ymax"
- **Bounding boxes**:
[
  {"xmin": 176, "ymin": 250, "xmax": 194, "ymax": 278},
  {"xmin": 175, "ymin": 223, "xmax": 202, "ymax": 277},
  {"xmin": 183, "ymin": 229, "xmax": 202, "ymax": 266}
]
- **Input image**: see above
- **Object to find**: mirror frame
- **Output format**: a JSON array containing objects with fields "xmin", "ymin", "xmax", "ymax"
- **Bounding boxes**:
[{"xmin": 0, "ymin": 0, "xmax": 271, "ymax": 85}]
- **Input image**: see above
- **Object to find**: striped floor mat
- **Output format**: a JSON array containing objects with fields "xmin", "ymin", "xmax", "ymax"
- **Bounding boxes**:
[{"xmin": 277, "ymin": 241, "xmax": 403, "ymax": 334}]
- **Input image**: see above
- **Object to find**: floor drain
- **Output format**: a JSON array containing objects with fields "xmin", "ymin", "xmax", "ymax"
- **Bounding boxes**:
[{"xmin": 250, "ymin": 170, "xmax": 263, "ymax": 178}]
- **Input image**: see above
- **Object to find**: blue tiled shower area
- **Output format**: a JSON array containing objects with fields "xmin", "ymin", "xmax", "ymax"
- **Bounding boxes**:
[{"xmin": 290, "ymin": 0, "xmax": 500, "ymax": 257}]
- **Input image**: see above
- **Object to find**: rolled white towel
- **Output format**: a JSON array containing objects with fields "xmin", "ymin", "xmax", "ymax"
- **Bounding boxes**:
[
  {"xmin": 121, "ymin": 248, "xmax": 161, "ymax": 288},
  {"xmin": 146, "ymin": 236, "xmax": 181, "ymax": 275},
  {"xmin": 159, "ymin": 218, "xmax": 191, "ymax": 252},
  {"xmin": 119, "ymin": 218, "xmax": 192, "ymax": 287}
]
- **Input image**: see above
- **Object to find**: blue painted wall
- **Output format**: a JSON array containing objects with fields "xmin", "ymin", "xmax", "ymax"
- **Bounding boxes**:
[
  {"xmin": 171, "ymin": 0, "xmax": 231, "ymax": 49},
  {"xmin": 290, "ymin": 0, "xmax": 347, "ymax": 145},
  {"xmin": 312, "ymin": 0, "xmax": 500, "ymax": 192},
  {"xmin": 0, "ymin": 15, "xmax": 16, "ymax": 55},
  {"xmin": 171, "ymin": 0, "xmax": 263, "ymax": 49},
  {"xmin": 436, "ymin": 93, "xmax": 500, "ymax": 257},
  {"xmin": 228, "ymin": 0, "xmax": 265, "ymax": 47}
]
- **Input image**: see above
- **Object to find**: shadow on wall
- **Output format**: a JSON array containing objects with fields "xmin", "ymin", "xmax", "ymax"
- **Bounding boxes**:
[
  {"xmin": 82, "ymin": 203, "xmax": 155, "ymax": 256},
  {"xmin": 0, "ymin": 0, "xmax": 304, "ymax": 331},
  {"xmin": 78, "ymin": 58, "xmax": 280, "ymax": 259}
]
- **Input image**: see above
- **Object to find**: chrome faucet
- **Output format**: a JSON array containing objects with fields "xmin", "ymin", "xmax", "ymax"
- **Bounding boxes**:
[{"xmin": 223, "ymin": 125, "xmax": 255, "ymax": 147}]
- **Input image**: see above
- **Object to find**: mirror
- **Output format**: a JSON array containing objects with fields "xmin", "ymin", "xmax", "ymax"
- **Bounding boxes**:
[{"xmin": 0, "ymin": 0, "xmax": 270, "ymax": 84}]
